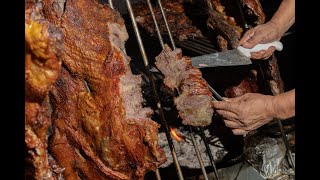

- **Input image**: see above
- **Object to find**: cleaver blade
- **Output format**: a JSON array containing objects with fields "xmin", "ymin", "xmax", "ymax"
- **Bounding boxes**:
[{"xmin": 191, "ymin": 41, "xmax": 283, "ymax": 68}]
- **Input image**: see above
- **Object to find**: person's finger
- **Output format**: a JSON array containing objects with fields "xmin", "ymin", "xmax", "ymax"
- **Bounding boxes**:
[
  {"xmin": 216, "ymin": 110, "xmax": 239, "ymax": 121},
  {"xmin": 262, "ymin": 47, "xmax": 276, "ymax": 59},
  {"xmin": 239, "ymin": 29, "xmax": 255, "ymax": 45},
  {"xmin": 223, "ymin": 95, "xmax": 244, "ymax": 102},
  {"xmin": 232, "ymin": 129, "xmax": 248, "ymax": 135},
  {"xmin": 250, "ymin": 51, "xmax": 266, "ymax": 60},
  {"xmin": 224, "ymin": 120, "xmax": 244, "ymax": 128},
  {"xmin": 241, "ymin": 31, "xmax": 267, "ymax": 49},
  {"xmin": 213, "ymin": 101, "xmax": 238, "ymax": 112},
  {"xmin": 250, "ymin": 46, "xmax": 275, "ymax": 60}
]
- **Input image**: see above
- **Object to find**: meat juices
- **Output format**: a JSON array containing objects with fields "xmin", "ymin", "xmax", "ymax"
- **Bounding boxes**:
[
  {"xmin": 155, "ymin": 44, "xmax": 213, "ymax": 127},
  {"xmin": 26, "ymin": 0, "xmax": 167, "ymax": 179}
]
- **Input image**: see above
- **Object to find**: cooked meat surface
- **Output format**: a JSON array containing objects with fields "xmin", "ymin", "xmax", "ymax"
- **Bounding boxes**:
[
  {"xmin": 134, "ymin": 0, "xmax": 203, "ymax": 41},
  {"xmin": 205, "ymin": 0, "xmax": 243, "ymax": 49},
  {"xmin": 25, "ymin": 0, "xmax": 63, "ymax": 179},
  {"xmin": 155, "ymin": 44, "xmax": 213, "ymax": 126},
  {"xmin": 42, "ymin": 0, "xmax": 166, "ymax": 179},
  {"xmin": 240, "ymin": 0, "xmax": 265, "ymax": 25}
]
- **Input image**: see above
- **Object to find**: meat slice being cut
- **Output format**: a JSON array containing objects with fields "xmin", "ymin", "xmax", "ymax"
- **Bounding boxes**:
[
  {"xmin": 133, "ymin": 0, "xmax": 203, "ymax": 41},
  {"xmin": 155, "ymin": 44, "xmax": 213, "ymax": 126},
  {"xmin": 25, "ymin": 0, "xmax": 63, "ymax": 179},
  {"xmin": 41, "ymin": 0, "xmax": 166, "ymax": 179}
]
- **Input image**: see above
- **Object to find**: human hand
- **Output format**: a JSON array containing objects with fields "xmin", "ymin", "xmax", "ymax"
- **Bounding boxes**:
[
  {"xmin": 212, "ymin": 93, "xmax": 276, "ymax": 135},
  {"xmin": 239, "ymin": 21, "xmax": 283, "ymax": 60}
]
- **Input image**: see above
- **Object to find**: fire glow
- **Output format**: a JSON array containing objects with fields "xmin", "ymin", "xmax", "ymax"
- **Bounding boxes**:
[{"xmin": 170, "ymin": 128, "xmax": 184, "ymax": 142}]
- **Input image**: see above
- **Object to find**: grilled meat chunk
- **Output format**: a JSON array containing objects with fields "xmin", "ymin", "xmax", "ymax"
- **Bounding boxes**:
[
  {"xmin": 134, "ymin": 0, "xmax": 203, "ymax": 41},
  {"xmin": 155, "ymin": 44, "xmax": 213, "ymax": 126}
]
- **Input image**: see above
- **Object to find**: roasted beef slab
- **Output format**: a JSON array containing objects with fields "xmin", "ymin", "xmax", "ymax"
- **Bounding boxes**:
[{"xmin": 26, "ymin": 0, "xmax": 166, "ymax": 179}]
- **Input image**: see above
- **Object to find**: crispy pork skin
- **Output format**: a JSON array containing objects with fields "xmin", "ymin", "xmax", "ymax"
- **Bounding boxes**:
[
  {"xmin": 41, "ymin": 0, "xmax": 166, "ymax": 179},
  {"xmin": 134, "ymin": 0, "xmax": 203, "ymax": 41},
  {"xmin": 25, "ymin": 0, "xmax": 63, "ymax": 179},
  {"xmin": 155, "ymin": 44, "xmax": 213, "ymax": 126}
]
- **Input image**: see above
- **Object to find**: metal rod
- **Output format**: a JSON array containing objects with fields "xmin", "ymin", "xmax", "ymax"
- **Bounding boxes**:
[
  {"xmin": 179, "ymin": 41, "xmax": 214, "ymax": 54},
  {"xmin": 198, "ymin": 37, "xmax": 214, "ymax": 44},
  {"xmin": 199, "ymin": 127, "xmax": 220, "ymax": 180},
  {"xmin": 156, "ymin": 0, "xmax": 176, "ymax": 49},
  {"xmin": 277, "ymin": 119, "xmax": 295, "ymax": 170},
  {"xmin": 155, "ymin": 169, "xmax": 162, "ymax": 180},
  {"xmin": 175, "ymin": 42, "xmax": 208, "ymax": 55},
  {"xmin": 187, "ymin": 39, "xmax": 217, "ymax": 52},
  {"xmin": 208, "ymin": 85, "xmax": 224, "ymax": 101},
  {"xmin": 125, "ymin": 1, "xmax": 184, "ymax": 179},
  {"xmin": 126, "ymin": 0, "xmax": 149, "ymax": 67},
  {"xmin": 146, "ymin": 0, "xmax": 165, "ymax": 49},
  {"xmin": 108, "ymin": 0, "xmax": 114, "ymax": 9},
  {"xmin": 189, "ymin": 127, "xmax": 209, "ymax": 180}
]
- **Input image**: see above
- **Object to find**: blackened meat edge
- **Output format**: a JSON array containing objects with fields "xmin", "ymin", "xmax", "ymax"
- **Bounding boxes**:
[{"xmin": 155, "ymin": 44, "xmax": 213, "ymax": 126}]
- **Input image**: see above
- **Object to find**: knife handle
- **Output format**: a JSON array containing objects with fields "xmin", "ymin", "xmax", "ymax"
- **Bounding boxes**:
[{"xmin": 237, "ymin": 41, "xmax": 283, "ymax": 58}]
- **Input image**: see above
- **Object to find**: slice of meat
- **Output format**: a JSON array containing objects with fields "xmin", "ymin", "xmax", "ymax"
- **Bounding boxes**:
[
  {"xmin": 134, "ymin": 0, "xmax": 203, "ymax": 41},
  {"xmin": 240, "ymin": 0, "xmax": 265, "ymax": 25},
  {"xmin": 42, "ymin": 0, "xmax": 166, "ymax": 179},
  {"xmin": 25, "ymin": 0, "xmax": 63, "ymax": 179},
  {"xmin": 155, "ymin": 44, "xmax": 213, "ymax": 126},
  {"xmin": 205, "ymin": 0, "xmax": 243, "ymax": 49}
]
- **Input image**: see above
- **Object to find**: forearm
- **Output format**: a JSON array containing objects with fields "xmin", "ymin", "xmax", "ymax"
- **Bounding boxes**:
[
  {"xmin": 269, "ymin": 0, "xmax": 295, "ymax": 36},
  {"xmin": 270, "ymin": 89, "xmax": 295, "ymax": 120}
]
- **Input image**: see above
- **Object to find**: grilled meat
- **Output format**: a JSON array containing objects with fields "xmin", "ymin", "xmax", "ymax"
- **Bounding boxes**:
[
  {"xmin": 42, "ymin": 0, "xmax": 166, "ymax": 179},
  {"xmin": 155, "ymin": 44, "xmax": 213, "ymax": 126},
  {"xmin": 134, "ymin": 0, "xmax": 203, "ymax": 41},
  {"xmin": 240, "ymin": 0, "xmax": 265, "ymax": 25},
  {"xmin": 25, "ymin": 0, "xmax": 63, "ymax": 179}
]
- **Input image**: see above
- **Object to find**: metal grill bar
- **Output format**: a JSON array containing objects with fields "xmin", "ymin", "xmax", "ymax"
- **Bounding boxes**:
[
  {"xmin": 156, "ymin": 0, "xmax": 176, "ymax": 49},
  {"xmin": 123, "ymin": 0, "xmax": 184, "ymax": 180},
  {"xmin": 108, "ymin": 0, "xmax": 114, "ymax": 9},
  {"xmin": 199, "ymin": 128, "xmax": 220, "ymax": 180},
  {"xmin": 189, "ymin": 127, "xmax": 209, "ymax": 180},
  {"xmin": 146, "ymin": 0, "xmax": 165, "ymax": 49},
  {"xmin": 178, "ymin": 40, "xmax": 214, "ymax": 54}
]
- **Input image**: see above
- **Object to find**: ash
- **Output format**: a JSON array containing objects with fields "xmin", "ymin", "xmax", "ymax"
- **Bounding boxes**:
[{"xmin": 158, "ymin": 126, "xmax": 228, "ymax": 169}]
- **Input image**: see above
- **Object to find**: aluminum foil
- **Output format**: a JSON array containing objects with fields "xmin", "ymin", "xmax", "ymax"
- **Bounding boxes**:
[{"xmin": 244, "ymin": 132, "xmax": 295, "ymax": 179}]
